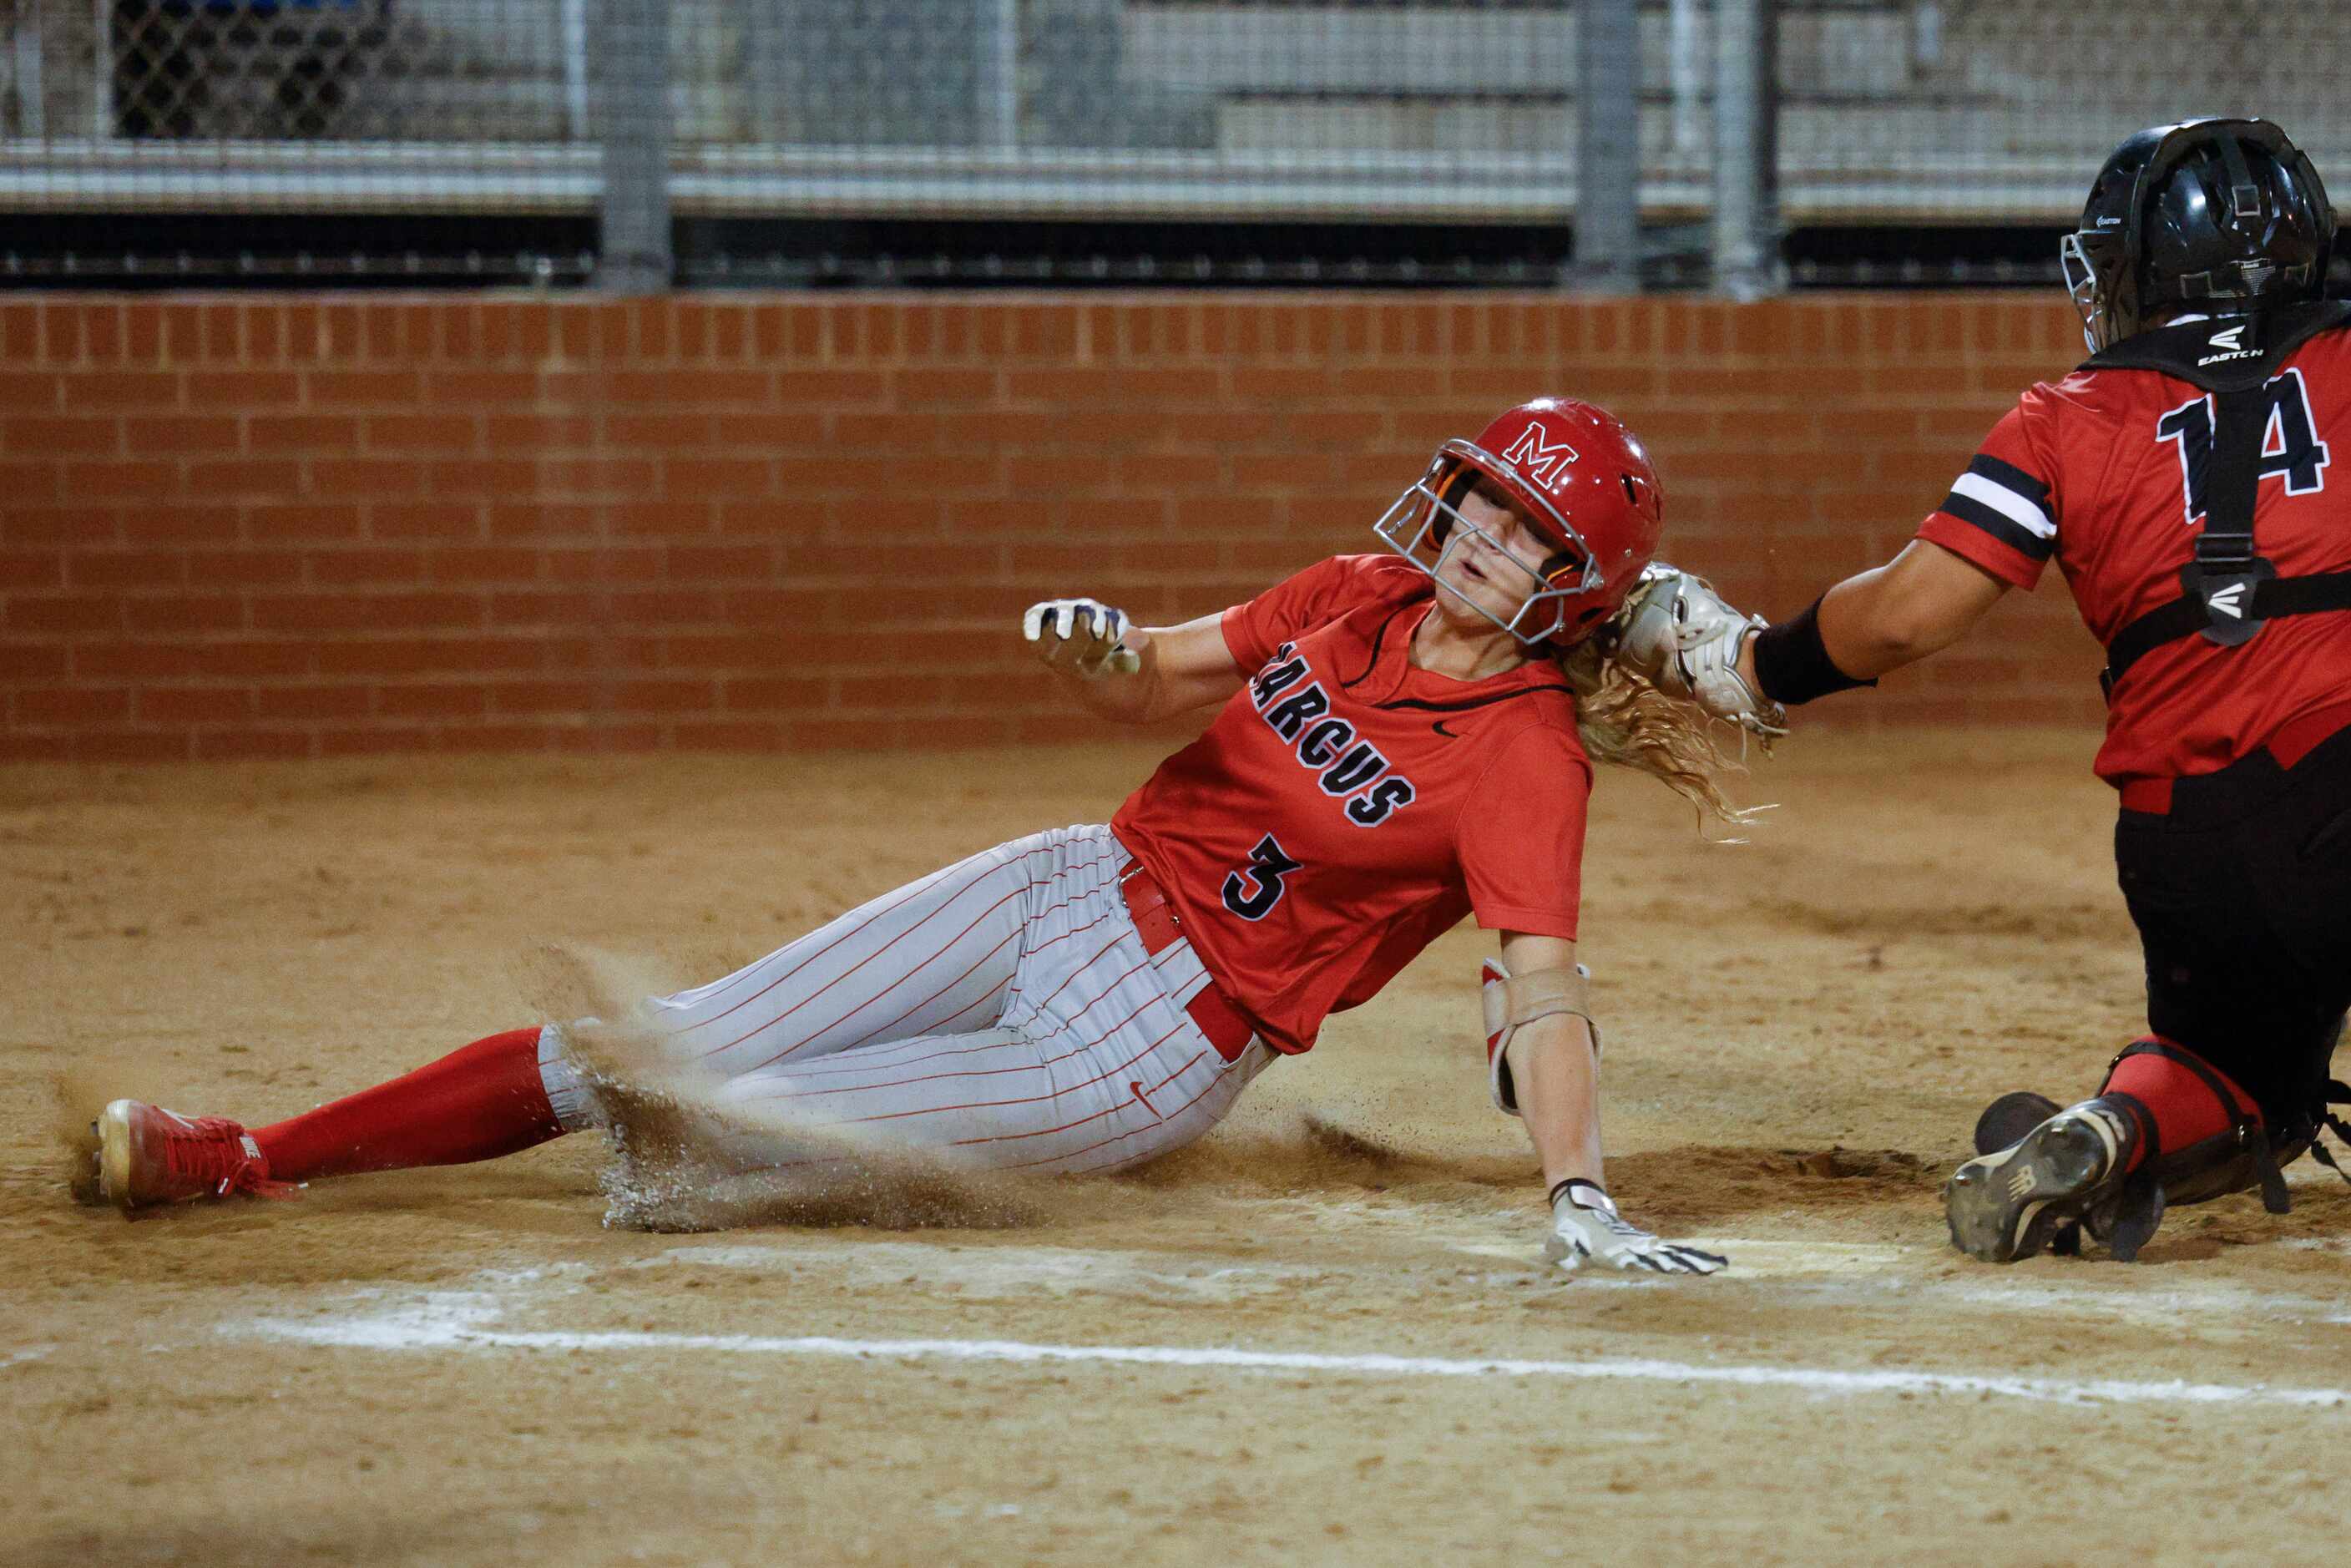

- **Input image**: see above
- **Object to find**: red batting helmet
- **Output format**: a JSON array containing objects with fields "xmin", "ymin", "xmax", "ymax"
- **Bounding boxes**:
[{"xmin": 1372, "ymin": 397, "xmax": 1666, "ymax": 645}]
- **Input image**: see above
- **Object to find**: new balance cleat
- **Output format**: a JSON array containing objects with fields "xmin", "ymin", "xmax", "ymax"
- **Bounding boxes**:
[
  {"xmin": 1944, "ymin": 1098, "xmax": 2140, "ymax": 1262},
  {"xmin": 92, "ymin": 1100, "xmax": 296, "ymax": 1214}
]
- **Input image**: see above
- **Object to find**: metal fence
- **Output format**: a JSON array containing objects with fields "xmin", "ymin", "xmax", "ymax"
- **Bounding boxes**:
[{"xmin": 4, "ymin": 0, "xmax": 2349, "ymax": 289}]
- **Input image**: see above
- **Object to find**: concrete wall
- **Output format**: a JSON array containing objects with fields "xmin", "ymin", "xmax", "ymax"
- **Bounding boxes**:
[{"xmin": 0, "ymin": 291, "xmax": 2103, "ymax": 763}]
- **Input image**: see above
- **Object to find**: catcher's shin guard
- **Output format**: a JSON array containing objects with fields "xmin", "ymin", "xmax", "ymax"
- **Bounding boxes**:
[
  {"xmin": 1944, "ymin": 1096, "xmax": 2144, "ymax": 1263},
  {"xmin": 1951, "ymin": 1039, "xmax": 2325, "ymax": 1262},
  {"xmin": 2069, "ymin": 1039, "xmax": 2334, "ymax": 1260}
]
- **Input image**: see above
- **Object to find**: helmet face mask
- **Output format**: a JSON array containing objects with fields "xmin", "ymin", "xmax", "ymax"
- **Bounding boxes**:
[
  {"xmin": 2066, "ymin": 117, "xmax": 2336, "ymax": 353},
  {"xmin": 1373, "ymin": 397, "xmax": 1665, "ymax": 650},
  {"xmin": 1371, "ymin": 450, "xmax": 1600, "ymax": 646},
  {"xmin": 2060, "ymin": 227, "xmax": 2133, "ymax": 352}
]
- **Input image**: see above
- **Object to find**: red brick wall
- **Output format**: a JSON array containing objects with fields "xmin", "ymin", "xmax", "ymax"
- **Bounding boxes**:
[{"xmin": 0, "ymin": 293, "xmax": 2101, "ymax": 763}]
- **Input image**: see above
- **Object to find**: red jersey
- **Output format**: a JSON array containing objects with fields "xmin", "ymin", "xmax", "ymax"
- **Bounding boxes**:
[
  {"xmin": 1916, "ymin": 321, "xmax": 2351, "ymax": 789},
  {"xmin": 1110, "ymin": 554, "xmax": 1592, "ymax": 1055}
]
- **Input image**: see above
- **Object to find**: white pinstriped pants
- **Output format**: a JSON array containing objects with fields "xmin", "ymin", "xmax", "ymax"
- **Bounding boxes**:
[{"xmin": 539, "ymin": 824, "xmax": 1274, "ymax": 1176}]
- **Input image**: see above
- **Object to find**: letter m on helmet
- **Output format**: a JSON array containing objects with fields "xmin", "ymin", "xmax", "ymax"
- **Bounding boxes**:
[{"xmin": 1502, "ymin": 424, "xmax": 1580, "ymax": 485}]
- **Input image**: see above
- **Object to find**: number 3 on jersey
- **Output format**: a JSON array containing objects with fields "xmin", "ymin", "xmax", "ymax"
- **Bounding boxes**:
[
  {"xmin": 1221, "ymin": 834, "xmax": 1302, "ymax": 921},
  {"xmin": 2155, "ymin": 368, "xmax": 2330, "ymax": 525}
]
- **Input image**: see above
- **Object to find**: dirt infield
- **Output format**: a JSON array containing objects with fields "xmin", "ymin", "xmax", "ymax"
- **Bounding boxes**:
[{"xmin": 8, "ymin": 730, "xmax": 2351, "ymax": 1566}]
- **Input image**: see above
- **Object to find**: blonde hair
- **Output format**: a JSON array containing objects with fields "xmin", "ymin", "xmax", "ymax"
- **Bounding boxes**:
[{"xmin": 1556, "ymin": 637, "xmax": 1765, "ymax": 829}]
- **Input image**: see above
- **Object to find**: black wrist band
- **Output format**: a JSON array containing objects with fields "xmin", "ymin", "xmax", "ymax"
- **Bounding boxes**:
[
  {"xmin": 1751, "ymin": 594, "xmax": 1878, "ymax": 706},
  {"xmin": 1548, "ymin": 1177, "xmax": 1602, "ymax": 1209}
]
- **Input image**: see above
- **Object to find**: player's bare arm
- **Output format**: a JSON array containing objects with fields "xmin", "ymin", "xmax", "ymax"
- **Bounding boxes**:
[
  {"xmin": 1494, "ymin": 932, "xmax": 1601, "ymax": 1188},
  {"xmin": 1488, "ymin": 930, "xmax": 1727, "ymax": 1276},
  {"xmin": 1734, "ymin": 539, "xmax": 2010, "ymax": 693},
  {"xmin": 1807, "ymin": 539, "xmax": 2012, "ymax": 675},
  {"xmin": 1021, "ymin": 599, "xmax": 1244, "ymax": 721}
]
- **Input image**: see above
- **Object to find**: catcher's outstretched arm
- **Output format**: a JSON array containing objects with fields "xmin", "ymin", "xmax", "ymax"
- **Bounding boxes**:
[
  {"xmin": 1623, "ymin": 542, "xmax": 2010, "ymax": 730},
  {"xmin": 1738, "ymin": 539, "xmax": 2010, "ymax": 694},
  {"xmin": 1813, "ymin": 539, "xmax": 2010, "ymax": 675}
]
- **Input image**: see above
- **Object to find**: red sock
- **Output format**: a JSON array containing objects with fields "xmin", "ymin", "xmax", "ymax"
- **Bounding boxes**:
[
  {"xmin": 2101, "ymin": 1037, "xmax": 2262, "ymax": 1174},
  {"xmin": 250, "ymin": 1027, "xmax": 566, "ymax": 1183}
]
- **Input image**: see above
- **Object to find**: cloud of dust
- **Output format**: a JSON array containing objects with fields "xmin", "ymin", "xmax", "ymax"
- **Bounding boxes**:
[
  {"xmin": 517, "ymin": 942, "xmax": 1533, "ymax": 1234},
  {"xmin": 513, "ymin": 943, "xmax": 1054, "ymax": 1232},
  {"xmin": 509, "ymin": 941, "xmax": 685, "ymax": 1034},
  {"xmin": 1128, "ymin": 1110, "xmax": 1524, "ymax": 1206},
  {"xmin": 49, "ymin": 1055, "xmax": 141, "ymax": 1206}
]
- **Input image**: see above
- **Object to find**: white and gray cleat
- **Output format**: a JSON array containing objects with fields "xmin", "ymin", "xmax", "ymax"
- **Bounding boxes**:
[{"xmin": 1944, "ymin": 1098, "xmax": 2140, "ymax": 1263}]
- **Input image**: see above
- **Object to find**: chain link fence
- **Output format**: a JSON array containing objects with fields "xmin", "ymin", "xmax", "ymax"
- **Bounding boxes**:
[{"xmin": 3, "ymin": 0, "xmax": 2348, "ymax": 287}]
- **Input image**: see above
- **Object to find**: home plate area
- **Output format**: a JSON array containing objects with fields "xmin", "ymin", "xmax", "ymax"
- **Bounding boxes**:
[{"xmin": 233, "ymin": 1235, "xmax": 2351, "ymax": 1410}]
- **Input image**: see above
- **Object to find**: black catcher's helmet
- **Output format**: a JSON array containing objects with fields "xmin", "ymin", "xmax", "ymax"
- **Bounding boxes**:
[{"xmin": 2061, "ymin": 118, "xmax": 2335, "ymax": 352}]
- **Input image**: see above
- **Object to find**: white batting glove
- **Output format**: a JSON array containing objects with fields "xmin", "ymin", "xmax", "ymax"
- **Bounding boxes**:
[
  {"xmin": 1021, "ymin": 598, "xmax": 1142, "ymax": 678},
  {"xmin": 1614, "ymin": 564, "xmax": 1787, "ymax": 737},
  {"xmin": 1545, "ymin": 1180, "xmax": 1727, "ymax": 1275}
]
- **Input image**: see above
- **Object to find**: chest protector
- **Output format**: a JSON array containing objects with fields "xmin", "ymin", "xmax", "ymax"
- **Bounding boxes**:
[{"xmin": 2090, "ymin": 300, "xmax": 2351, "ymax": 699}]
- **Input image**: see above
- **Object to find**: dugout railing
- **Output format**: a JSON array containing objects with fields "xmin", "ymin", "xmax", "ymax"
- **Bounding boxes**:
[{"xmin": 3, "ymin": 0, "xmax": 2348, "ymax": 290}]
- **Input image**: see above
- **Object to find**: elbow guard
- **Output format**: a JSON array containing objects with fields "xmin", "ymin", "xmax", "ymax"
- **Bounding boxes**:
[
  {"xmin": 1751, "ymin": 594, "xmax": 1878, "ymax": 707},
  {"xmin": 1480, "ymin": 958, "xmax": 1600, "ymax": 1117}
]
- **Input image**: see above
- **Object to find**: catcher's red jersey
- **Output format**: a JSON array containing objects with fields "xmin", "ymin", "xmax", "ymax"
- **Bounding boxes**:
[
  {"xmin": 1916, "ymin": 322, "xmax": 2351, "ymax": 787},
  {"xmin": 1111, "ymin": 554, "xmax": 1591, "ymax": 1055}
]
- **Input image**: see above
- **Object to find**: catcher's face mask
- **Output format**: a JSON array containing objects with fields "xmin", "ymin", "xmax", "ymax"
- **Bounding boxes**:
[{"xmin": 1373, "ymin": 449, "xmax": 1600, "ymax": 646}]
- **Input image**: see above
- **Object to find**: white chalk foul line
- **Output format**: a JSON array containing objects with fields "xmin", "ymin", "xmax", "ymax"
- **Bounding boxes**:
[{"xmin": 238, "ymin": 1300, "xmax": 2350, "ymax": 1410}]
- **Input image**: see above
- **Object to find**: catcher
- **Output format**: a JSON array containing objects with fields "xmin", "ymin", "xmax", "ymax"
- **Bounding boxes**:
[
  {"xmin": 1621, "ymin": 118, "xmax": 2351, "ymax": 1263},
  {"xmin": 90, "ymin": 397, "xmax": 1748, "ymax": 1276}
]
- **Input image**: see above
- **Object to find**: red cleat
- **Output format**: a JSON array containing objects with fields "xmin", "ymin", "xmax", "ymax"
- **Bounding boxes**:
[{"xmin": 92, "ymin": 1100, "xmax": 300, "ymax": 1214}]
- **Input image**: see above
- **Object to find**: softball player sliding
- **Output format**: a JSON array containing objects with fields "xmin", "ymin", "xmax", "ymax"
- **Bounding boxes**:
[
  {"xmin": 93, "ymin": 397, "xmax": 1746, "ymax": 1275},
  {"xmin": 1625, "ymin": 118, "xmax": 2351, "ymax": 1264}
]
